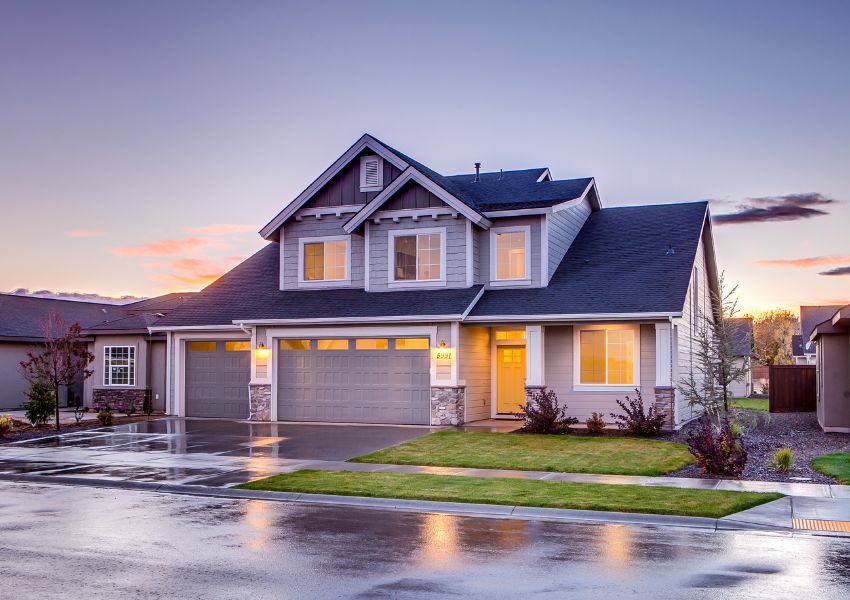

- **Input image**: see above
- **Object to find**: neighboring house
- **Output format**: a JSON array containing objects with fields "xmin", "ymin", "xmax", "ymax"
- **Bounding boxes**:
[
  {"xmin": 810, "ymin": 304, "xmax": 850, "ymax": 433},
  {"xmin": 727, "ymin": 317, "xmax": 754, "ymax": 398},
  {"xmin": 0, "ymin": 293, "xmax": 192, "ymax": 410},
  {"xmin": 147, "ymin": 134, "xmax": 720, "ymax": 430},
  {"xmin": 799, "ymin": 305, "xmax": 844, "ymax": 365},
  {"xmin": 791, "ymin": 334, "xmax": 809, "ymax": 365}
]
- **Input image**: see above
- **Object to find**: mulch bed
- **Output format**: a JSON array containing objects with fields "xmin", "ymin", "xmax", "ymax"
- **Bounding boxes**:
[
  {"xmin": 666, "ymin": 410, "xmax": 850, "ymax": 484},
  {"xmin": 0, "ymin": 415, "xmax": 161, "ymax": 445}
]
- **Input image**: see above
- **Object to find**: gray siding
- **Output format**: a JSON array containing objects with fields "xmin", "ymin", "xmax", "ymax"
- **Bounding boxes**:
[
  {"xmin": 369, "ymin": 216, "xmax": 469, "ymax": 291},
  {"xmin": 547, "ymin": 198, "xmax": 592, "ymax": 281},
  {"xmin": 91, "ymin": 334, "xmax": 150, "ymax": 393},
  {"xmin": 150, "ymin": 340, "xmax": 167, "ymax": 411},
  {"xmin": 477, "ymin": 215, "xmax": 543, "ymax": 287},
  {"xmin": 0, "ymin": 342, "xmax": 35, "ymax": 409},
  {"xmin": 459, "ymin": 326, "xmax": 491, "ymax": 421},
  {"xmin": 304, "ymin": 153, "xmax": 402, "ymax": 209},
  {"xmin": 385, "ymin": 180, "xmax": 446, "ymax": 210},
  {"xmin": 282, "ymin": 215, "xmax": 365, "ymax": 289},
  {"xmin": 544, "ymin": 324, "xmax": 656, "ymax": 422}
]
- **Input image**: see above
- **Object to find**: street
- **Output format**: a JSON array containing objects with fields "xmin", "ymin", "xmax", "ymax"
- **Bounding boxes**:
[{"xmin": 2, "ymin": 481, "xmax": 849, "ymax": 599}]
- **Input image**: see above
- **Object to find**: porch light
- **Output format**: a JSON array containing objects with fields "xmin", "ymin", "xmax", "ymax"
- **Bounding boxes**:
[
  {"xmin": 438, "ymin": 340, "xmax": 447, "ymax": 349},
  {"xmin": 255, "ymin": 343, "xmax": 270, "ymax": 359}
]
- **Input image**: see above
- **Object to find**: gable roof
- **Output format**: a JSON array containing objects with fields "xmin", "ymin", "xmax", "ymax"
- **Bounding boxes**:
[
  {"xmin": 0, "ymin": 294, "xmax": 120, "ymax": 340},
  {"xmin": 152, "ymin": 244, "xmax": 483, "ymax": 327},
  {"xmin": 800, "ymin": 305, "xmax": 845, "ymax": 340},
  {"xmin": 467, "ymin": 201, "xmax": 710, "ymax": 319},
  {"xmin": 727, "ymin": 317, "xmax": 753, "ymax": 356}
]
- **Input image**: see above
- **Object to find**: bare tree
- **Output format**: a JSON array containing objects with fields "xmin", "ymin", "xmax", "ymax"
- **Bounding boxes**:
[
  {"xmin": 752, "ymin": 309, "xmax": 799, "ymax": 366},
  {"xmin": 678, "ymin": 273, "xmax": 750, "ymax": 421},
  {"xmin": 19, "ymin": 313, "xmax": 94, "ymax": 431}
]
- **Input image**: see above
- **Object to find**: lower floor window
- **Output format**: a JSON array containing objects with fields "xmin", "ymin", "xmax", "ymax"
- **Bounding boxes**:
[
  {"xmin": 578, "ymin": 327, "xmax": 636, "ymax": 385},
  {"xmin": 104, "ymin": 346, "xmax": 136, "ymax": 386}
]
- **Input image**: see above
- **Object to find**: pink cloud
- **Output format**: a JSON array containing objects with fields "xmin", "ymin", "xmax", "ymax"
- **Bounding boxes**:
[
  {"xmin": 112, "ymin": 237, "xmax": 215, "ymax": 257},
  {"xmin": 150, "ymin": 255, "xmax": 245, "ymax": 289},
  {"xmin": 65, "ymin": 228, "xmax": 106, "ymax": 238},
  {"xmin": 755, "ymin": 255, "xmax": 850, "ymax": 269},
  {"xmin": 182, "ymin": 224, "xmax": 257, "ymax": 235}
]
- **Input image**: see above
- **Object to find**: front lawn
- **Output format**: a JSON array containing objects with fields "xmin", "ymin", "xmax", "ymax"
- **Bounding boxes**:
[
  {"xmin": 349, "ymin": 431, "xmax": 694, "ymax": 476},
  {"xmin": 811, "ymin": 452, "xmax": 850, "ymax": 484},
  {"xmin": 238, "ymin": 470, "xmax": 782, "ymax": 518},
  {"xmin": 730, "ymin": 397, "xmax": 769, "ymax": 412}
]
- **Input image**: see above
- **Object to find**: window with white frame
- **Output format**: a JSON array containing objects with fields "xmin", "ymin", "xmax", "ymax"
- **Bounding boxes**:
[
  {"xmin": 575, "ymin": 325, "xmax": 638, "ymax": 386},
  {"xmin": 300, "ymin": 237, "xmax": 349, "ymax": 282},
  {"xmin": 359, "ymin": 155, "xmax": 384, "ymax": 192},
  {"xmin": 491, "ymin": 226, "xmax": 530, "ymax": 282},
  {"xmin": 390, "ymin": 229, "xmax": 444, "ymax": 283},
  {"xmin": 103, "ymin": 346, "xmax": 136, "ymax": 386}
]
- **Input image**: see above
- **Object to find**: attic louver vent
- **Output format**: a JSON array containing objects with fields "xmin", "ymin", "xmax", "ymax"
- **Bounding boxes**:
[{"xmin": 359, "ymin": 155, "xmax": 384, "ymax": 192}]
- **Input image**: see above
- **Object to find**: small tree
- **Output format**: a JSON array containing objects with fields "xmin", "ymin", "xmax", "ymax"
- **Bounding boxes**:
[
  {"xmin": 678, "ymin": 273, "xmax": 750, "ymax": 421},
  {"xmin": 19, "ymin": 313, "xmax": 94, "ymax": 431},
  {"xmin": 752, "ymin": 309, "xmax": 799, "ymax": 366}
]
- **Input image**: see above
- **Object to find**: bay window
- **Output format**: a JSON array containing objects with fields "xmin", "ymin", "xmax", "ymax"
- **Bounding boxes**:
[
  {"xmin": 389, "ymin": 228, "xmax": 445, "ymax": 285},
  {"xmin": 575, "ymin": 325, "xmax": 638, "ymax": 387}
]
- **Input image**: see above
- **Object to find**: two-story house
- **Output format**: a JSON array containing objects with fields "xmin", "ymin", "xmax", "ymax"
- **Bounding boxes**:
[{"xmin": 138, "ymin": 134, "xmax": 718, "ymax": 429}]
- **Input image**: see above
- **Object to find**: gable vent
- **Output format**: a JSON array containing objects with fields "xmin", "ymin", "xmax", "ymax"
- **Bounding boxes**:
[{"xmin": 359, "ymin": 155, "xmax": 384, "ymax": 192}]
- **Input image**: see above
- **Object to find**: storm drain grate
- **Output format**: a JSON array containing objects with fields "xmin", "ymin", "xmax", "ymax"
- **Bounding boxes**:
[{"xmin": 793, "ymin": 518, "xmax": 850, "ymax": 533}]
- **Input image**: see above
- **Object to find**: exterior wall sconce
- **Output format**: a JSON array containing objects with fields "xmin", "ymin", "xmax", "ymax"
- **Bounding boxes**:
[
  {"xmin": 255, "ymin": 342, "xmax": 270, "ymax": 359},
  {"xmin": 438, "ymin": 340, "xmax": 448, "ymax": 349}
]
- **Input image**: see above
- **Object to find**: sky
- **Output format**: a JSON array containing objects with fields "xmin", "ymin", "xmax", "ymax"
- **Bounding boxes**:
[{"xmin": 1, "ymin": 0, "xmax": 848, "ymax": 314}]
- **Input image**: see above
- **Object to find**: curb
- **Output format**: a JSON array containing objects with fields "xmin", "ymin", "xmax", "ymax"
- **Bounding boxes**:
[{"xmin": 0, "ymin": 472, "xmax": 784, "ymax": 533}]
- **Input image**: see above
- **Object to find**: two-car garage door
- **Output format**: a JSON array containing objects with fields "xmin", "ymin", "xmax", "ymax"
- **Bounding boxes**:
[{"xmin": 277, "ymin": 337, "xmax": 431, "ymax": 425}]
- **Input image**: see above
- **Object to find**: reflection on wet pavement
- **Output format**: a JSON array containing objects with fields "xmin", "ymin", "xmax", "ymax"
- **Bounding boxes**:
[{"xmin": 2, "ymin": 480, "xmax": 849, "ymax": 599}]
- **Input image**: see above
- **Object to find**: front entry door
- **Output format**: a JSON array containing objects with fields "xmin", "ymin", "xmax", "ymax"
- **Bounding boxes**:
[{"xmin": 496, "ymin": 346, "xmax": 526, "ymax": 415}]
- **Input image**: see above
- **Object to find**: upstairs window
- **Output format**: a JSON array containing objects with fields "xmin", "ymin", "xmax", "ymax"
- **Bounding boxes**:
[
  {"xmin": 492, "ymin": 226, "xmax": 530, "ymax": 282},
  {"xmin": 104, "ymin": 346, "xmax": 136, "ymax": 386},
  {"xmin": 389, "ymin": 229, "xmax": 444, "ymax": 284},
  {"xmin": 359, "ymin": 155, "xmax": 384, "ymax": 192},
  {"xmin": 300, "ymin": 237, "xmax": 349, "ymax": 283},
  {"xmin": 575, "ymin": 325, "xmax": 638, "ymax": 387}
]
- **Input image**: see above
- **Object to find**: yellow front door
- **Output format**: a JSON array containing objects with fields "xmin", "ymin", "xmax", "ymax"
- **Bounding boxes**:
[{"xmin": 496, "ymin": 346, "xmax": 526, "ymax": 414}]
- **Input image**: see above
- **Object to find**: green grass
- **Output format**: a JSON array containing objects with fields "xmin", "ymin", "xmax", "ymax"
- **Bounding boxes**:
[
  {"xmin": 730, "ymin": 397, "xmax": 769, "ymax": 412},
  {"xmin": 237, "ymin": 470, "xmax": 782, "ymax": 519},
  {"xmin": 349, "ymin": 430, "xmax": 694, "ymax": 476},
  {"xmin": 811, "ymin": 452, "xmax": 850, "ymax": 484}
]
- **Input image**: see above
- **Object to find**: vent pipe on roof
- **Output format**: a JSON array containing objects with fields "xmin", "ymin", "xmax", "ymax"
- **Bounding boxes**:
[
  {"xmin": 498, "ymin": 169, "xmax": 503, "ymax": 181},
  {"xmin": 473, "ymin": 162, "xmax": 481, "ymax": 182}
]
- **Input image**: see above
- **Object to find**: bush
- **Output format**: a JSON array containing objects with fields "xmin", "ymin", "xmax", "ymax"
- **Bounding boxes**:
[
  {"xmin": 685, "ymin": 415, "xmax": 748, "ymax": 477},
  {"xmin": 515, "ymin": 389, "xmax": 578, "ymax": 434},
  {"xmin": 0, "ymin": 415, "xmax": 13, "ymax": 437},
  {"xmin": 23, "ymin": 382, "xmax": 56, "ymax": 427},
  {"xmin": 586, "ymin": 412, "xmax": 606, "ymax": 434},
  {"xmin": 97, "ymin": 407, "xmax": 113, "ymax": 426},
  {"xmin": 142, "ymin": 395, "xmax": 153, "ymax": 416},
  {"xmin": 116, "ymin": 403, "xmax": 135, "ymax": 418},
  {"xmin": 610, "ymin": 389, "xmax": 666, "ymax": 437},
  {"xmin": 772, "ymin": 447, "xmax": 793, "ymax": 473}
]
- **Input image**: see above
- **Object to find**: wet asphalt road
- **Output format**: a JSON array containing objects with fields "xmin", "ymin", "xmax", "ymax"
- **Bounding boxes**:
[{"xmin": 2, "ymin": 482, "xmax": 850, "ymax": 599}]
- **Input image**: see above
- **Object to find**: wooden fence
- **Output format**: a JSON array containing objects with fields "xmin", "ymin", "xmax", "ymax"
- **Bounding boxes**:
[{"xmin": 769, "ymin": 365, "xmax": 816, "ymax": 413}]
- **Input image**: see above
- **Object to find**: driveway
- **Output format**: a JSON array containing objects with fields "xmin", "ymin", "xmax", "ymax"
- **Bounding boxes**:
[{"xmin": 0, "ymin": 417, "xmax": 432, "ymax": 486}]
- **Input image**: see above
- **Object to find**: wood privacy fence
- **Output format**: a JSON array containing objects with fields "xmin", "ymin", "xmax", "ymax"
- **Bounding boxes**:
[{"xmin": 769, "ymin": 365, "xmax": 817, "ymax": 413}]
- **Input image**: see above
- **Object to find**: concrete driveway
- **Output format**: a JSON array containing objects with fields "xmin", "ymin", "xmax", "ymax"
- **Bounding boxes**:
[{"xmin": 0, "ymin": 417, "xmax": 432, "ymax": 487}]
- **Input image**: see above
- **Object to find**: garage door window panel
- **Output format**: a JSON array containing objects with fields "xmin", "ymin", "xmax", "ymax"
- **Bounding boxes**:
[
  {"xmin": 280, "ymin": 339, "xmax": 312, "ymax": 351},
  {"xmin": 355, "ymin": 338, "xmax": 389, "ymax": 350},
  {"xmin": 318, "ymin": 339, "xmax": 350, "ymax": 351},
  {"xmin": 394, "ymin": 338, "xmax": 430, "ymax": 350}
]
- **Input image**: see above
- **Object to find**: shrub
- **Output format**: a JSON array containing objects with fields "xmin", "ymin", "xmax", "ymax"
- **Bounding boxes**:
[
  {"xmin": 142, "ymin": 395, "xmax": 153, "ymax": 416},
  {"xmin": 515, "ymin": 389, "xmax": 578, "ymax": 434},
  {"xmin": 72, "ymin": 401, "xmax": 89, "ymax": 425},
  {"xmin": 685, "ymin": 415, "xmax": 748, "ymax": 477},
  {"xmin": 586, "ymin": 412, "xmax": 606, "ymax": 434},
  {"xmin": 610, "ymin": 389, "xmax": 666, "ymax": 437},
  {"xmin": 772, "ymin": 447, "xmax": 793, "ymax": 473},
  {"xmin": 117, "ymin": 403, "xmax": 135, "ymax": 418},
  {"xmin": 23, "ymin": 382, "xmax": 56, "ymax": 427},
  {"xmin": 97, "ymin": 407, "xmax": 113, "ymax": 427},
  {"xmin": 0, "ymin": 415, "xmax": 13, "ymax": 437}
]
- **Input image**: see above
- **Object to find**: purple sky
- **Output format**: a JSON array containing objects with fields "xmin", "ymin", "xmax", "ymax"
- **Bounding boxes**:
[{"xmin": 1, "ymin": 0, "xmax": 848, "ymax": 313}]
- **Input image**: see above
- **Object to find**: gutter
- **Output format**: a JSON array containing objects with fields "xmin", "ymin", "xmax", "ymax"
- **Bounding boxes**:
[{"xmin": 463, "ymin": 312, "xmax": 682, "ymax": 323}]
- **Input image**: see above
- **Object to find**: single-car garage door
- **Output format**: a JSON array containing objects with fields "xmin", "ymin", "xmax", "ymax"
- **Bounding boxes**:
[
  {"xmin": 277, "ymin": 337, "xmax": 430, "ymax": 424},
  {"xmin": 185, "ymin": 340, "xmax": 251, "ymax": 418}
]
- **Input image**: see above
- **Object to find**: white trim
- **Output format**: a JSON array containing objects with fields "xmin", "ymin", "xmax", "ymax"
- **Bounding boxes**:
[
  {"xmin": 373, "ymin": 207, "xmax": 458, "ymax": 222},
  {"xmin": 572, "ymin": 323, "xmax": 640, "ymax": 391},
  {"xmin": 540, "ymin": 214, "xmax": 549, "ymax": 285},
  {"xmin": 149, "ymin": 324, "xmax": 243, "ymax": 332},
  {"xmin": 526, "ymin": 325, "xmax": 545, "ymax": 387},
  {"xmin": 550, "ymin": 197, "xmax": 585, "ymax": 214},
  {"xmin": 387, "ymin": 226, "xmax": 447, "ymax": 288},
  {"xmin": 297, "ymin": 235, "xmax": 351, "ymax": 287},
  {"xmin": 654, "ymin": 321, "xmax": 673, "ymax": 387},
  {"xmin": 449, "ymin": 321, "xmax": 460, "ymax": 386},
  {"xmin": 296, "ymin": 206, "xmax": 362, "ymax": 219},
  {"xmin": 489, "ymin": 225, "xmax": 532, "ymax": 285},
  {"xmin": 102, "ymin": 345, "xmax": 137, "ymax": 387},
  {"xmin": 165, "ymin": 331, "xmax": 172, "ymax": 414},
  {"xmin": 260, "ymin": 135, "xmax": 408, "ymax": 239},
  {"xmin": 464, "ymin": 312, "xmax": 681, "ymax": 323},
  {"xmin": 490, "ymin": 327, "xmax": 527, "ymax": 419},
  {"xmin": 482, "ymin": 207, "xmax": 552, "ymax": 218},
  {"xmin": 235, "ymin": 315, "xmax": 464, "ymax": 326},
  {"xmin": 364, "ymin": 221, "xmax": 371, "ymax": 292},
  {"xmin": 344, "ymin": 166, "xmax": 490, "ymax": 233},
  {"xmin": 465, "ymin": 219, "xmax": 474, "ymax": 287},
  {"xmin": 536, "ymin": 169, "xmax": 552, "ymax": 182},
  {"xmin": 359, "ymin": 155, "xmax": 384, "ymax": 192}
]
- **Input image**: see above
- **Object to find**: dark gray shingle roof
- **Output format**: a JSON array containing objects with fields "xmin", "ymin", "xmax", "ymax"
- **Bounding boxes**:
[
  {"xmin": 0, "ymin": 295, "xmax": 121, "ymax": 339},
  {"xmin": 469, "ymin": 201, "xmax": 709, "ymax": 317},
  {"xmin": 800, "ymin": 305, "xmax": 843, "ymax": 340}
]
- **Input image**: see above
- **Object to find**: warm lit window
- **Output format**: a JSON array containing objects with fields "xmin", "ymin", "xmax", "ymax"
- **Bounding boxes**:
[
  {"xmin": 103, "ymin": 346, "xmax": 136, "ymax": 386},
  {"xmin": 493, "ymin": 229, "xmax": 528, "ymax": 280},
  {"xmin": 495, "ymin": 330, "xmax": 526, "ymax": 341},
  {"xmin": 395, "ymin": 338, "xmax": 429, "ymax": 350},
  {"xmin": 280, "ymin": 339, "xmax": 311, "ymax": 351},
  {"xmin": 317, "ymin": 339, "xmax": 349, "ymax": 351},
  {"xmin": 355, "ymin": 338, "xmax": 388, "ymax": 350},
  {"xmin": 302, "ymin": 238, "xmax": 348, "ymax": 282},
  {"xmin": 577, "ymin": 327, "xmax": 636, "ymax": 386},
  {"xmin": 225, "ymin": 341, "xmax": 251, "ymax": 352},
  {"xmin": 188, "ymin": 341, "xmax": 216, "ymax": 352},
  {"xmin": 390, "ymin": 230, "xmax": 443, "ymax": 283}
]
